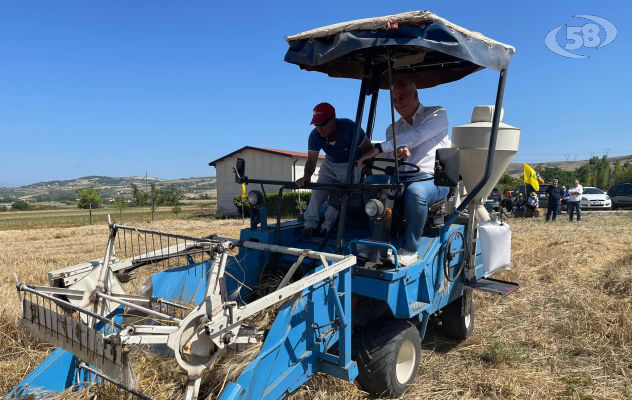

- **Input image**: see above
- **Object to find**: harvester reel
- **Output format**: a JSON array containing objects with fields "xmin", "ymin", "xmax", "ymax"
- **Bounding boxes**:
[
  {"xmin": 169, "ymin": 315, "xmax": 217, "ymax": 374},
  {"xmin": 65, "ymin": 264, "xmax": 127, "ymax": 314},
  {"xmin": 166, "ymin": 302, "xmax": 239, "ymax": 378},
  {"xmin": 14, "ymin": 223, "xmax": 358, "ymax": 400}
]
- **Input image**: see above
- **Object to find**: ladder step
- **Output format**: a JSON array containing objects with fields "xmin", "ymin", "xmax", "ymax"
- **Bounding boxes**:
[{"xmin": 466, "ymin": 277, "xmax": 519, "ymax": 295}]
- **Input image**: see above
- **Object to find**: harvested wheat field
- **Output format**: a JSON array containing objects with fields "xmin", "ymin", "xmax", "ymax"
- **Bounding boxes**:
[{"xmin": 1, "ymin": 213, "xmax": 631, "ymax": 399}]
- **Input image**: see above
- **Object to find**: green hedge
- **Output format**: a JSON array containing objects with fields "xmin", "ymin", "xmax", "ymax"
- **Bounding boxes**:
[{"xmin": 234, "ymin": 191, "xmax": 311, "ymax": 218}]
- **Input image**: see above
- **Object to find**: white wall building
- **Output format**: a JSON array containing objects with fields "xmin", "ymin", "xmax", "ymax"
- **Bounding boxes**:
[{"xmin": 210, "ymin": 147, "xmax": 324, "ymax": 216}]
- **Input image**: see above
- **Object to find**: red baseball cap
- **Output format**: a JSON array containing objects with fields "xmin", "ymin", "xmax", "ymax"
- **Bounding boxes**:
[{"xmin": 310, "ymin": 102, "xmax": 335, "ymax": 125}]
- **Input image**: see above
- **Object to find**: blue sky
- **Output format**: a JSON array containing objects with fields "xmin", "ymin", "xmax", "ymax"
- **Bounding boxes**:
[{"xmin": 1, "ymin": 1, "xmax": 630, "ymax": 187}]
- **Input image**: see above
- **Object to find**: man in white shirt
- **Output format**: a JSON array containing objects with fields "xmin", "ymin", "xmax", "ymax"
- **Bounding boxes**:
[
  {"xmin": 357, "ymin": 78, "xmax": 450, "ymax": 264},
  {"xmin": 567, "ymin": 179, "xmax": 583, "ymax": 222},
  {"xmin": 526, "ymin": 191, "xmax": 539, "ymax": 218}
]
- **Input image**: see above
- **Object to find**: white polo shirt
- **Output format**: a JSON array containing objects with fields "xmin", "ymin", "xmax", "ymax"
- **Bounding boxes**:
[
  {"xmin": 380, "ymin": 103, "xmax": 450, "ymax": 174},
  {"xmin": 568, "ymin": 184, "xmax": 583, "ymax": 202}
]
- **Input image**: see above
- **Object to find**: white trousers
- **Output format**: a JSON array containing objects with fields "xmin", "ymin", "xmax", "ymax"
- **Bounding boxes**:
[{"xmin": 303, "ymin": 159, "xmax": 358, "ymax": 231}]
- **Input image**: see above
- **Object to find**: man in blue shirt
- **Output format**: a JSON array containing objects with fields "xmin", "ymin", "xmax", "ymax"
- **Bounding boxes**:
[
  {"xmin": 297, "ymin": 102, "xmax": 373, "ymax": 236},
  {"xmin": 545, "ymin": 179, "xmax": 564, "ymax": 221}
]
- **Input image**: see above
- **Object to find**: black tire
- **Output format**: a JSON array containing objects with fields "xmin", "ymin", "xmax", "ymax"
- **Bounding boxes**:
[
  {"xmin": 354, "ymin": 320, "xmax": 421, "ymax": 398},
  {"xmin": 438, "ymin": 291, "xmax": 475, "ymax": 340}
]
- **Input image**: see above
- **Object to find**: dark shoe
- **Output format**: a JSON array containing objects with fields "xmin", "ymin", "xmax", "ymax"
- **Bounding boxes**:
[{"xmin": 300, "ymin": 227, "xmax": 318, "ymax": 238}]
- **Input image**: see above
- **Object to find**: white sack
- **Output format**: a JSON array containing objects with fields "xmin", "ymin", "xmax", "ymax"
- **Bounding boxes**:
[{"xmin": 478, "ymin": 220, "xmax": 511, "ymax": 277}]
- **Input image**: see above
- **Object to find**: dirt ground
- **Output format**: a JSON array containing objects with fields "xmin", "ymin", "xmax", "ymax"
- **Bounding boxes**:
[{"xmin": 1, "ymin": 212, "xmax": 631, "ymax": 399}]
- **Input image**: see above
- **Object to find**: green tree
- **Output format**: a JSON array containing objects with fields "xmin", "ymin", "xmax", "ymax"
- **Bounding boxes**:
[
  {"xmin": 576, "ymin": 156, "xmax": 612, "ymax": 189},
  {"xmin": 159, "ymin": 184, "xmax": 181, "ymax": 207},
  {"xmin": 114, "ymin": 196, "xmax": 128, "ymax": 217},
  {"xmin": 538, "ymin": 167, "xmax": 575, "ymax": 188},
  {"xmin": 76, "ymin": 186, "xmax": 102, "ymax": 224},
  {"xmin": 159, "ymin": 185, "xmax": 183, "ymax": 215},
  {"xmin": 0, "ymin": 195, "xmax": 16, "ymax": 203},
  {"xmin": 11, "ymin": 199, "xmax": 31, "ymax": 211},
  {"xmin": 614, "ymin": 161, "xmax": 632, "ymax": 184},
  {"xmin": 233, "ymin": 192, "xmax": 312, "ymax": 218},
  {"xmin": 0, "ymin": 205, "xmax": 8, "ymax": 212},
  {"xmin": 130, "ymin": 183, "xmax": 148, "ymax": 207},
  {"xmin": 598, "ymin": 166, "xmax": 611, "ymax": 190},
  {"xmin": 497, "ymin": 172, "xmax": 518, "ymax": 195},
  {"xmin": 76, "ymin": 187, "xmax": 102, "ymax": 209},
  {"xmin": 149, "ymin": 182, "xmax": 159, "ymax": 222}
]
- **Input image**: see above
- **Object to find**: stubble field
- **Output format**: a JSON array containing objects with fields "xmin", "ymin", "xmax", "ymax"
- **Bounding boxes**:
[
  {"xmin": 0, "ymin": 212, "xmax": 631, "ymax": 399},
  {"xmin": 0, "ymin": 202, "xmax": 215, "ymax": 230}
]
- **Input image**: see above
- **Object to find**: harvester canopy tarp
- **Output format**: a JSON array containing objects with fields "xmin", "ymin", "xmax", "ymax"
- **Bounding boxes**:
[{"xmin": 285, "ymin": 11, "xmax": 515, "ymax": 88}]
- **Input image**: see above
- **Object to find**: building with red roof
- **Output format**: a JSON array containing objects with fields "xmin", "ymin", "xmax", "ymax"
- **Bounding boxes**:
[{"xmin": 209, "ymin": 146, "xmax": 324, "ymax": 216}]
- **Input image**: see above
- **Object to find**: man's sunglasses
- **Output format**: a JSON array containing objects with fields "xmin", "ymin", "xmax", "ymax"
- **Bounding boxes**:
[{"xmin": 314, "ymin": 116, "xmax": 333, "ymax": 127}]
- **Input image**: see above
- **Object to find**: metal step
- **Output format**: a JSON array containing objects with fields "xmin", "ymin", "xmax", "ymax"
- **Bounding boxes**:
[{"xmin": 465, "ymin": 277, "xmax": 519, "ymax": 295}]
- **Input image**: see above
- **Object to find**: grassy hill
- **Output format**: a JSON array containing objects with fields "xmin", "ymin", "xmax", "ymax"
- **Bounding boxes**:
[
  {"xmin": 0, "ymin": 176, "xmax": 216, "ymax": 203},
  {"xmin": 507, "ymin": 154, "xmax": 632, "ymax": 176}
]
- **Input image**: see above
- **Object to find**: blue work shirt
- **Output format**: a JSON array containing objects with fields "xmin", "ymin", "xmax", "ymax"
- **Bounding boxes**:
[
  {"xmin": 308, "ymin": 118, "xmax": 366, "ymax": 163},
  {"xmin": 546, "ymin": 186, "xmax": 564, "ymax": 203}
]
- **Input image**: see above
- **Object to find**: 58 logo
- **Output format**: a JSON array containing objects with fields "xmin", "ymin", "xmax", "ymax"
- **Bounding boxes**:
[{"xmin": 545, "ymin": 15, "xmax": 617, "ymax": 58}]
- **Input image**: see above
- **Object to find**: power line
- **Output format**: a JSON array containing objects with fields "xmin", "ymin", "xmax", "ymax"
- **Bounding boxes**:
[{"xmin": 517, "ymin": 149, "xmax": 632, "ymax": 157}]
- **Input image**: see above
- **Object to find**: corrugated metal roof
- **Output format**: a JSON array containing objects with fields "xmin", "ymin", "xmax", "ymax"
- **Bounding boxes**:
[{"xmin": 209, "ymin": 146, "xmax": 324, "ymax": 167}]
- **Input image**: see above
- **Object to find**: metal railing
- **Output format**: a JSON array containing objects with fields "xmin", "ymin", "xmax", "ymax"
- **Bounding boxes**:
[{"xmin": 112, "ymin": 224, "xmax": 219, "ymax": 274}]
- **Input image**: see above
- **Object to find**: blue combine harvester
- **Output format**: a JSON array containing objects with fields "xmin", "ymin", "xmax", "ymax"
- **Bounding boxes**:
[{"xmin": 10, "ymin": 11, "xmax": 521, "ymax": 400}]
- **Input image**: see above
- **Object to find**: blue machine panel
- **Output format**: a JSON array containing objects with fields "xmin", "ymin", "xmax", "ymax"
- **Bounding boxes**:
[{"xmin": 349, "ymin": 224, "xmax": 466, "ymax": 319}]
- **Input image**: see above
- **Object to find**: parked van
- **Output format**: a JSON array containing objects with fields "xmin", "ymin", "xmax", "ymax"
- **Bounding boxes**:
[{"xmin": 608, "ymin": 183, "xmax": 632, "ymax": 209}]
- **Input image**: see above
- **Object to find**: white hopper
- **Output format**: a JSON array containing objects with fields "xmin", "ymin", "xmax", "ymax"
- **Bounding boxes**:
[{"xmin": 452, "ymin": 105, "xmax": 521, "ymax": 209}]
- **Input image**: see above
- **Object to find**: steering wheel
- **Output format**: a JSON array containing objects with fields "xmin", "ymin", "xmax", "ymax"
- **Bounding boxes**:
[{"xmin": 362, "ymin": 157, "xmax": 421, "ymax": 176}]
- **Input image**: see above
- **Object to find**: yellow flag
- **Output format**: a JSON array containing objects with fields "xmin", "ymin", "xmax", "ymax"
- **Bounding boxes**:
[
  {"xmin": 523, "ymin": 163, "xmax": 540, "ymax": 191},
  {"xmin": 241, "ymin": 183, "xmax": 246, "ymax": 199}
]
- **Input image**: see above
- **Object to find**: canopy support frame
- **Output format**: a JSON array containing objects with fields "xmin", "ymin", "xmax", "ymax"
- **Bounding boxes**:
[{"xmin": 336, "ymin": 78, "xmax": 368, "ymax": 251}]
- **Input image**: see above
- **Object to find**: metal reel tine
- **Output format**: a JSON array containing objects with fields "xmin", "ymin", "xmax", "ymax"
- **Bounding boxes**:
[
  {"xmin": 276, "ymin": 252, "xmax": 307, "ymax": 291},
  {"xmin": 320, "ymin": 254, "xmax": 329, "ymax": 268},
  {"xmin": 13, "ymin": 273, "xmax": 24, "ymax": 307}
]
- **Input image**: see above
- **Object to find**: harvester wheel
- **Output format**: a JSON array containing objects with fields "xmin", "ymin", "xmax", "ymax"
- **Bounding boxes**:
[
  {"xmin": 354, "ymin": 320, "xmax": 421, "ymax": 398},
  {"xmin": 439, "ymin": 291, "xmax": 474, "ymax": 340}
]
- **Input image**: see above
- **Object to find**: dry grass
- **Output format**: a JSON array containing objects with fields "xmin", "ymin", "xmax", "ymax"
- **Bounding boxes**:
[
  {"xmin": 0, "ymin": 205, "xmax": 214, "ymax": 231},
  {"xmin": 1, "ymin": 212, "xmax": 632, "ymax": 399}
]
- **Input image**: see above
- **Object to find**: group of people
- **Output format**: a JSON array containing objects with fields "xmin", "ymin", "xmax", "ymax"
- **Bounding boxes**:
[
  {"xmin": 510, "ymin": 178, "xmax": 584, "ymax": 222},
  {"xmin": 544, "ymin": 179, "xmax": 584, "ymax": 222},
  {"xmin": 293, "ymin": 78, "xmax": 586, "ymax": 266},
  {"xmin": 510, "ymin": 191, "xmax": 539, "ymax": 217},
  {"xmin": 297, "ymin": 78, "xmax": 449, "ymax": 265}
]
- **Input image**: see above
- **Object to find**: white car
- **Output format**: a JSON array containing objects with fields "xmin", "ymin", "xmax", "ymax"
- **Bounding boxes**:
[{"xmin": 580, "ymin": 187, "xmax": 612, "ymax": 209}]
